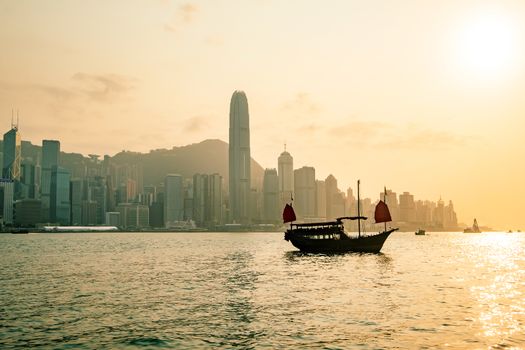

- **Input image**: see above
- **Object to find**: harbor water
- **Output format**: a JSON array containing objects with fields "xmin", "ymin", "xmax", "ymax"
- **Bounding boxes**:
[{"xmin": 1, "ymin": 231, "xmax": 525, "ymax": 349}]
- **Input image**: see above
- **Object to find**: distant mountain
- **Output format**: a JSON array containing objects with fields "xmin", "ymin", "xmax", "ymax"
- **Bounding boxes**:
[
  {"xmin": 1, "ymin": 139, "xmax": 264, "ymax": 190},
  {"xmin": 111, "ymin": 139, "xmax": 264, "ymax": 189}
]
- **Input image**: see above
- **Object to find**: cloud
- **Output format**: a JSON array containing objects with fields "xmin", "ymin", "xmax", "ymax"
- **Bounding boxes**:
[
  {"xmin": 327, "ymin": 119, "xmax": 464, "ymax": 150},
  {"xmin": 1, "ymin": 72, "xmax": 135, "ymax": 106},
  {"xmin": 71, "ymin": 73, "xmax": 135, "ymax": 103},
  {"xmin": 329, "ymin": 120, "xmax": 389, "ymax": 138},
  {"xmin": 378, "ymin": 128, "xmax": 464, "ymax": 150},
  {"xmin": 281, "ymin": 92, "xmax": 321, "ymax": 114},
  {"xmin": 164, "ymin": 3, "xmax": 199, "ymax": 32},
  {"xmin": 204, "ymin": 36, "xmax": 224, "ymax": 46},
  {"xmin": 183, "ymin": 116, "xmax": 208, "ymax": 133}
]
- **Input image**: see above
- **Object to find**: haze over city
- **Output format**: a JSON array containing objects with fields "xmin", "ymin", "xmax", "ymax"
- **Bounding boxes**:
[{"xmin": 1, "ymin": 0, "xmax": 525, "ymax": 229}]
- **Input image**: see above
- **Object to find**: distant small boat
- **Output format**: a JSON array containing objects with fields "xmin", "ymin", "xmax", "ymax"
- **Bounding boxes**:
[
  {"xmin": 11, "ymin": 229, "xmax": 29, "ymax": 234},
  {"xmin": 284, "ymin": 181, "xmax": 398, "ymax": 253},
  {"xmin": 415, "ymin": 229, "xmax": 425, "ymax": 235},
  {"xmin": 464, "ymin": 218, "xmax": 481, "ymax": 233}
]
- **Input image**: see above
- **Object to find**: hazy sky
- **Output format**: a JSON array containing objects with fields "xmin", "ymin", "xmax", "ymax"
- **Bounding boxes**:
[{"xmin": 1, "ymin": 0, "xmax": 525, "ymax": 229}]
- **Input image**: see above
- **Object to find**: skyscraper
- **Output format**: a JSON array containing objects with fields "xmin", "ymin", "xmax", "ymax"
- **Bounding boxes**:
[
  {"xmin": 0, "ymin": 179, "xmax": 14, "ymax": 225},
  {"xmin": 228, "ymin": 90, "xmax": 251, "ymax": 224},
  {"xmin": 278, "ymin": 147, "xmax": 293, "ymax": 208},
  {"xmin": 41, "ymin": 140, "xmax": 60, "ymax": 221},
  {"xmin": 262, "ymin": 168, "xmax": 279, "ymax": 223},
  {"xmin": 50, "ymin": 166, "xmax": 70, "ymax": 225},
  {"xmin": 208, "ymin": 173, "xmax": 223, "ymax": 226},
  {"xmin": 2, "ymin": 124, "xmax": 21, "ymax": 181},
  {"xmin": 325, "ymin": 174, "xmax": 341, "ymax": 220},
  {"xmin": 164, "ymin": 174, "xmax": 183, "ymax": 227},
  {"xmin": 294, "ymin": 166, "xmax": 316, "ymax": 219}
]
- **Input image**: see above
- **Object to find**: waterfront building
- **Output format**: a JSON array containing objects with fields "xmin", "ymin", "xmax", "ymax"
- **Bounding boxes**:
[
  {"xmin": 229, "ymin": 90, "xmax": 251, "ymax": 224},
  {"xmin": 0, "ymin": 179, "xmax": 14, "ymax": 225},
  {"xmin": 81, "ymin": 200, "xmax": 97, "ymax": 225},
  {"xmin": 325, "ymin": 174, "xmax": 339, "ymax": 220},
  {"xmin": 193, "ymin": 174, "xmax": 208, "ymax": 226},
  {"xmin": 105, "ymin": 212, "xmax": 120, "ymax": 227},
  {"xmin": 380, "ymin": 189, "xmax": 399, "ymax": 222},
  {"xmin": 116, "ymin": 203, "xmax": 149, "ymax": 228},
  {"xmin": 50, "ymin": 166, "xmax": 70, "ymax": 225},
  {"xmin": 14, "ymin": 199, "xmax": 42, "ymax": 226},
  {"xmin": 294, "ymin": 166, "xmax": 316, "ymax": 220},
  {"xmin": 149, "ymin": 195, "xmax": 164, "ymax": 228},
  {"xmin": 315, "ymin": 180, "xmax": 326, "ymax": 219},
  {"xmin": 399, "ymin": 191, "xmax": 416, "ymax": 223},
  {"xmin": 346, "ymin": 187, "xmax": 356, "ymax": 216},
  {"xmin": 262, "ymin": 168, "xmax": 279, "ymax": 223},
  {"xmin": 208, "ymin": 173, "xmax": 223, "ymax": 226},
  {"xmin": 41, "ymin": 140, "xmax": 60, "ymax": 221},
  {"xmin": 193, "ymin": 173, "xmax": 223, "ymax": 227},
  {"xmin": 70, "ymin": 179, "xmax": 83, "ymax": 225},
  {"xmin": 164, "ymin": 174, "xmax": 183, "ymax": 227}
]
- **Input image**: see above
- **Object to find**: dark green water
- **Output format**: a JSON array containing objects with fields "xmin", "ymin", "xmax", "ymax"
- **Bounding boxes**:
[{"xmin": 1, "ymin": 232, "xmax": 524, "ymax": 349}]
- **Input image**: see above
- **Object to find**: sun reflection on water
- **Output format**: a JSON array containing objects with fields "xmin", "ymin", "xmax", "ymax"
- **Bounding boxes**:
[{"xmin": 467, "ymin": 233, "xmax": 525, "ymax": 345}]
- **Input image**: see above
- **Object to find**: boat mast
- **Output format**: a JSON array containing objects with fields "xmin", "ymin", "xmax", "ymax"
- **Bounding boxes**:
[
  {"xmin": 384, "ymin": 186, "xmax": 387, "ymax": 233},
  {"xmin": 357, "ymin": 180, "xmax": 361, "ymax": 238}
]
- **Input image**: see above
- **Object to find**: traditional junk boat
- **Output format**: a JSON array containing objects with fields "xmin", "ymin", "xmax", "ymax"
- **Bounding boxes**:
[
  {"xmin": 464, "ymin": 218, "xmax": 481, "ymax": 233},
  {"xmin": 283, "ymin": 181, "xmax": 398, "ymax": 253}
]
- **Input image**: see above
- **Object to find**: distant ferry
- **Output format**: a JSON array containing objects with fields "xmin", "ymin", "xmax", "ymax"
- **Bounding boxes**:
[
  {"xmin": 283, "ymin": 181, "xmax": 398, "ymax": 253},
  {"xmin": 464, "ymin": 219, "xmax": 481, "ymax": 233},
  {"xmin": 415, "ymin": 229, "xmax": 425, "ymax": 235}
]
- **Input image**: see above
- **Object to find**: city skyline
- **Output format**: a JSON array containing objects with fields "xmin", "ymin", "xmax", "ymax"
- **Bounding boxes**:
[
  {"xmin": 1, "ymin": 117, "xmax": 461, "ymax": 232},
  {"xmin": 1, "ymin": 1, "xmax": 525, "ymax": 229}
]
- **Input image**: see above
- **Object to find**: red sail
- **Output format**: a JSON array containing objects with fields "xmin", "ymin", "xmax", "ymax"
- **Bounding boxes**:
[
  {"xmin": 283, "ymin": 204, "xmax": 296, "ymax": 223},
  {"xmin": 374, "ymin": 200, "xmax": 392, "ymax": 223}
]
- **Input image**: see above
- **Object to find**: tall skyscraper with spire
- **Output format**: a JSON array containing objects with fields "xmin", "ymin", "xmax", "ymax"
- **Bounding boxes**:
[
  {"xmin": 229, "ymin": 90, "xmax": 251, "ymax": 224},
  {"xmin": 2, "ymin": 119, "xmax": 21, "ymax": 181}
]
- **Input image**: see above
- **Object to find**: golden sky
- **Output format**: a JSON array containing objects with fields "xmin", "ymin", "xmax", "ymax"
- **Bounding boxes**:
[{"xmin": 1, "ymin": 0, "xmax": 524, "ymax": 229}]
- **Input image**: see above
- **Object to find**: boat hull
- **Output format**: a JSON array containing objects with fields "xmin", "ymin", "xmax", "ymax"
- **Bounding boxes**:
[{"xmin": 285, "ymin": 228, "xmax": 397, "ymax": 253}]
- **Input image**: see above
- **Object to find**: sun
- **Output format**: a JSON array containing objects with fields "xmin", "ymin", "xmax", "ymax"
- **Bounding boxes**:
[{"xmin": 455, "ymin": 9, "xmax": 519, "ymax": 79}]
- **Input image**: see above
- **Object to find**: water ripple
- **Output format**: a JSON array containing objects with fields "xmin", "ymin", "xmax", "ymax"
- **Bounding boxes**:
[{"xmin": 1, "ymin": 232, "xmax": 525, "ymax": 348}]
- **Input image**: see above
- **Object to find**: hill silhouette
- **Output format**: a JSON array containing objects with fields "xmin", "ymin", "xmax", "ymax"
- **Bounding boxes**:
[
  {"xmin": 111, "ymin": 139, "xmax": 264, "ymax": 189},
  {"xmin": 2, "ymin": 139, "xmax": 264, "ymax": 190}
]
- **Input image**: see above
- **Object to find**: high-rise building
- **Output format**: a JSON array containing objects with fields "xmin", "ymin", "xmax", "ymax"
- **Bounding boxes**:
[
  {"xmin": 0, "ymin": 179, "xmax": 14, "ymax": 225},
  {"xmin": 262, "ymin": 169, "xmax": 279, "ymax": 223},
  {"xmin": 278, "ymin": 148, "xmax": 293, "ymax": 209},
  {"xmin": 2, "ymin": 124, "xmax": 21, "ymax": 181},
  {"xmin": 70, "ymin": 178, "xmax": 83, "ymax": 225},
  {"xmin": 20, "ymin": 159, "xmax": 37, "ymax": 199},
  {"xmin": 325, "ymin": 174, "xmax": 339, "ymax": 220},
  {"xmin": 208, "ymin": 173, "xmax": 223, "ymax": 226},
  {"xmin": 116, "ymin": 203, "xmax": 149, "ymax": 228},
  {"xmin": 105, "ymin": 212, "xmax": 120, "ymax": 227},
  {"xmin": 50, "ymin": 166, "xmax": 70, "ymax": 225},
  {"xmin": 294, "ymin": 166, "xmax": 316, "ymax": 220},
  {"xmin": 315, "ymin": 180, "xmax": 326, "ymax": 219},
  {"xmin": 229, "ymin": 90, "xmax": 251, "ymax": 224},
  {"xmin": 399, "ymin": 191, "xmax": 416, "ymax": 223},
  {"xmin": 14, "ymin": 199, "xmax": 42, "ymax": 226},
  {"xmin": 380, "ymin": 189, "xmax": 399, "ymax": 222},
  {"xmin": 41, "ymin": 140, "xmax": 60, "ymax": 221},
  {"xmin": 164, "ymin": 174, "xmax": 183, "ymax": 227},
  {"xmin": 346, "ymin": 187, "xmax": 356, "ymax": 216},
  {"xmin": 193, "ymin": 173, "xmax": 223, "ymax": 227},
  {"xmin": 193, "ymin": 174, "xmax": 208, "ymax": 226}
]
